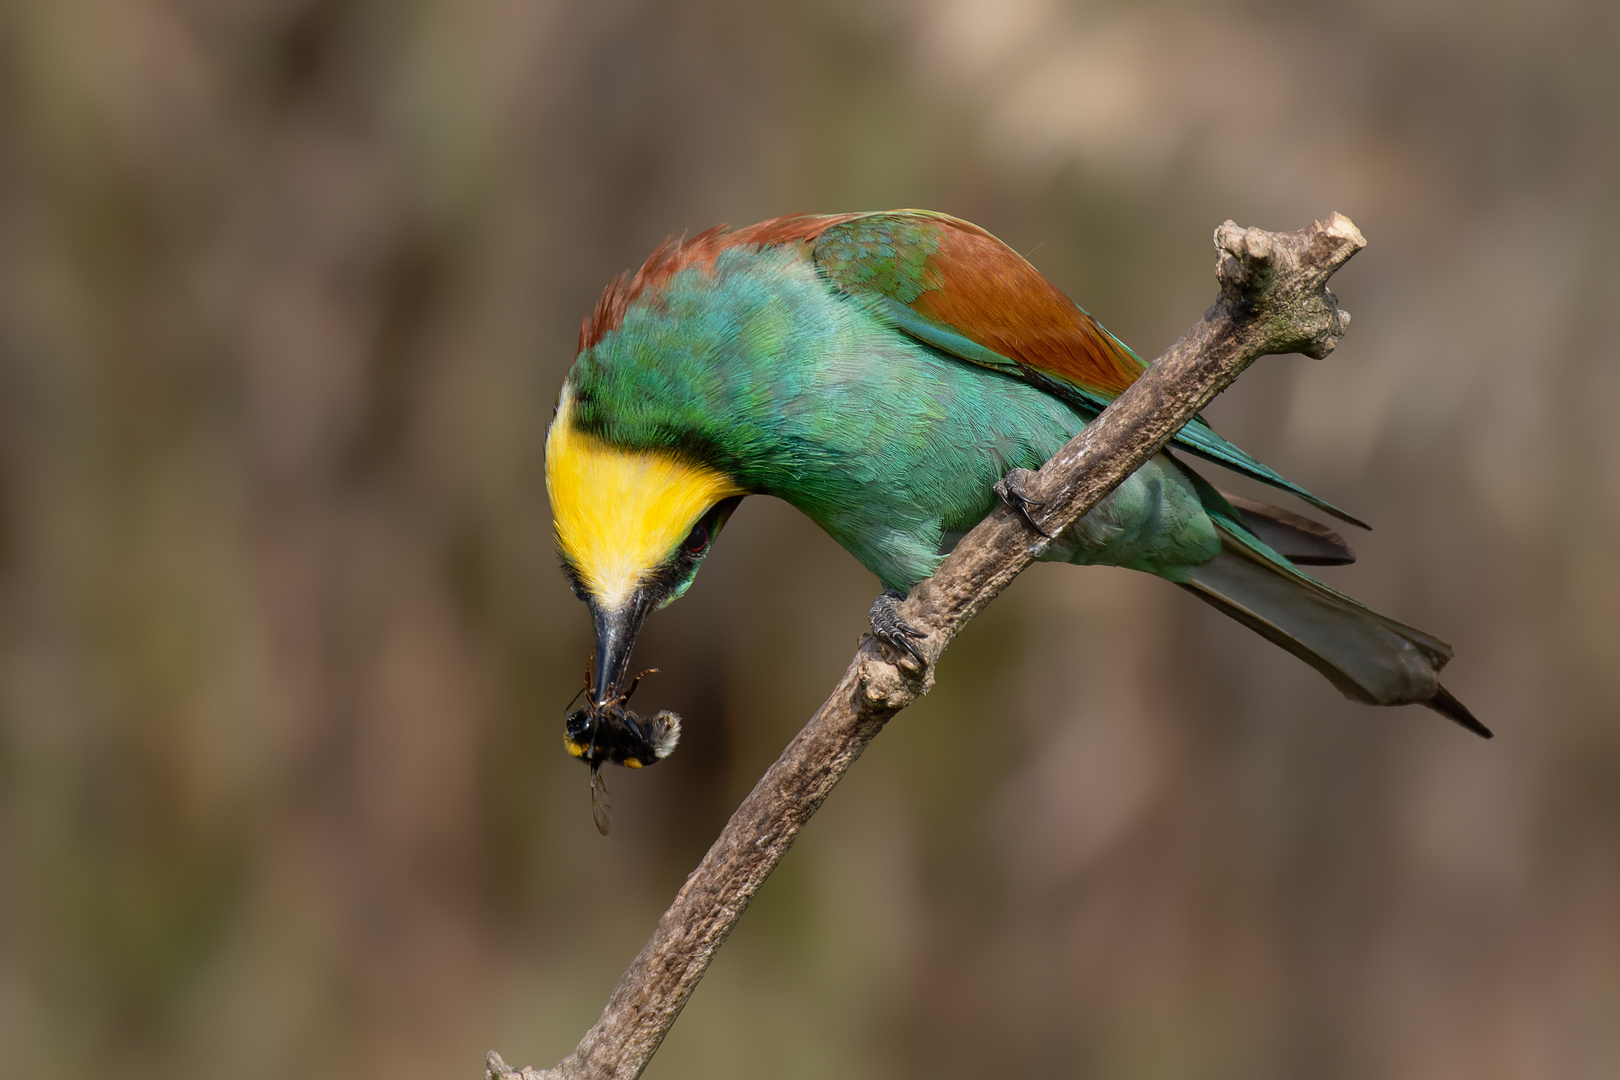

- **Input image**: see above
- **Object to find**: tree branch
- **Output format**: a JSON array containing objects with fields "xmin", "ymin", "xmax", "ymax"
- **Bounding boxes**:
[{"xmin": 488, "ymin": 214, "xmax": 1366, "ymax": 1080}]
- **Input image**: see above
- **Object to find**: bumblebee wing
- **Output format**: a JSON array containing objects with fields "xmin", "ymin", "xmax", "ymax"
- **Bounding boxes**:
[{"xmin": 590, "ymin": 767, "xmax": 612, "ymax": 836}]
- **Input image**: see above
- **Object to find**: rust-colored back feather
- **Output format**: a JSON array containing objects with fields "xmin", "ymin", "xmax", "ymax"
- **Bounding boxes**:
[{"xmin": 910, "ymin": 217, "xmax": 1144, "ymax": 395}]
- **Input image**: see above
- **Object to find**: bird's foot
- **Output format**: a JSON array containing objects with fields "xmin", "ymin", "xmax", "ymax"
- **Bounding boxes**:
[
  {"xmin": 994, "ymin": 468, "xmax": 1053, "ymax": 538},
  {"xmin": 868, "ymin": 591, "xmax": 927, "ymax": 670}
]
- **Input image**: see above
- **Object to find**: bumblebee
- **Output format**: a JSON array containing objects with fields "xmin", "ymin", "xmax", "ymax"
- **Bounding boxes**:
[
  {"xmin": 563, "ymin": 666, "xmax": 680, "ymax": 834},
  {"xmin": 563, "ymin": 702, "xmax": 682, "ymax": 770}
]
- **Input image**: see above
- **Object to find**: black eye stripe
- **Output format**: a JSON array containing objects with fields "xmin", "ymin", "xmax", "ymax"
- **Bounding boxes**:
[{"xmin": 633, "ymin": 497, "xmax": 742, "ymax": 607}]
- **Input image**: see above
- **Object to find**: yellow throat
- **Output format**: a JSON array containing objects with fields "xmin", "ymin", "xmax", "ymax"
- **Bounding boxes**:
[{"xmin": 546, "ymin": 385, "xmax": 744, "ymax": 609}]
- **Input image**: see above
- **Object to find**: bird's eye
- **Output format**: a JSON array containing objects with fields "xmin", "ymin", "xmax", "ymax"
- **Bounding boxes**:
[{"xmin": 683, "ymin": 521, "xmax": 710, "ymax": 555}]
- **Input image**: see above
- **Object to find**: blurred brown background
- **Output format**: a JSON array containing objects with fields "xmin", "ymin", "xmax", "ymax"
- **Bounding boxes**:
[{"xmin": 1, "ymin": 1, "xmax": 1617, "ymax": 1077}]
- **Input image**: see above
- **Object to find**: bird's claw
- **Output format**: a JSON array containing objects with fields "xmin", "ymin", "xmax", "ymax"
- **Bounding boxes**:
[
  {"xmin": 995, "ymin": 468, "xmax": 1053, "ymax": 538},
  {"xmin": 869, "ymin": 592, "xmax": 927, "ymax": 669}
]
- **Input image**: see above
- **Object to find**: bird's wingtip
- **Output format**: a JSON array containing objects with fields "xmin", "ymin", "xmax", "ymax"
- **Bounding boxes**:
[{"xmin": 1429, "ymin": 684, "xmax": 1492, "ymax": 739}]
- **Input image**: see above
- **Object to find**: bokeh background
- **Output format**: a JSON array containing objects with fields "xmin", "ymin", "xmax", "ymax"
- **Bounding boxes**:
[{"xmin": 2, "ymin": 1, "xmax": 1618, "ymax": 1077}]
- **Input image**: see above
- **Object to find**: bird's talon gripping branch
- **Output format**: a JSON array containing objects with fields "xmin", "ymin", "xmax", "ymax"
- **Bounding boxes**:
[
  {"xmin": 994, "ymin": 467, "xmax": 1054, "ymax": 538},
  {"xmin": 868, "ymin": 591, "xmax": 927, "ymax": 669}
]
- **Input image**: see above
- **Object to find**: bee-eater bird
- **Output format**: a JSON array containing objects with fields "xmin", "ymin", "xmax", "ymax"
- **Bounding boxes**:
[{"xmin": 547, "ymin": 210, "xmax": 1487, "ymax": 776}]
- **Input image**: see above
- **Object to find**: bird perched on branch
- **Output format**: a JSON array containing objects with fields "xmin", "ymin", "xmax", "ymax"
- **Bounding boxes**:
[{"xmin": 546, "ymin": 210, "xmax": 1486, "ymax": 791}]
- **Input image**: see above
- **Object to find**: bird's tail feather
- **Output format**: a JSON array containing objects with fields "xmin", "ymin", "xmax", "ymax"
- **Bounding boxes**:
[{"xmin": 1182, "ymin": 534, "xmax": 1491, "ymax": 738}]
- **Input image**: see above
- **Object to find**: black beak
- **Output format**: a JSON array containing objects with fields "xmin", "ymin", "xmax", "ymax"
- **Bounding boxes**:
[{"xmin": 590, "ymin": 595, "xmax": 648, "ymax": 707}]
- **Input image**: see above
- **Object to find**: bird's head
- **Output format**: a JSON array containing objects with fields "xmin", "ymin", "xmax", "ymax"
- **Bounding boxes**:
[{"xmin": 546, "ymin": 383, "xmax": 745, "ymax": 731}]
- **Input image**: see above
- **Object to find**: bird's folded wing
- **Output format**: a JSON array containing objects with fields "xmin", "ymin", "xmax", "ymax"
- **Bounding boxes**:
[{"xmin": 807, "ymin": 210, "xmax": 1368, "ymax": 529}]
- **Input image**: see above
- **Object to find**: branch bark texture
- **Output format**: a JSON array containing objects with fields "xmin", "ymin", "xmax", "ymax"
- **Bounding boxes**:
[{"xmin": 488, "ymin": 214, "xmax": 1367, "ymax": 1080}]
